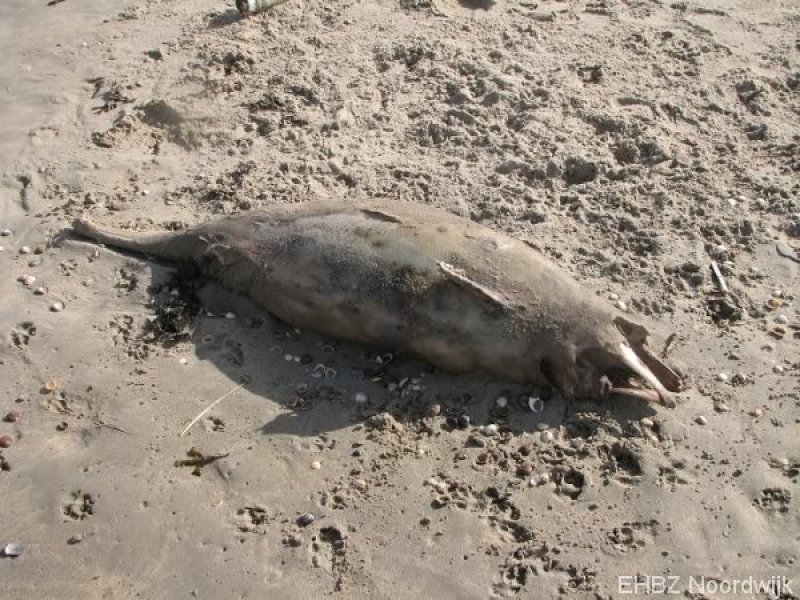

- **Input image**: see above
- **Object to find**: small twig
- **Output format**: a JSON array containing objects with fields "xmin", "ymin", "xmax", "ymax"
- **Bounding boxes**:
[
  {"xmin": 710, "ymin": 260, "xmax": 728, "ymax": 295},
  {"xmin": 180, "ymin": 383, "xmax": 244, "ymax": 437},
  {"xmin": 93, "ymin": 419, "xmax": 130, "ymax": 434}
]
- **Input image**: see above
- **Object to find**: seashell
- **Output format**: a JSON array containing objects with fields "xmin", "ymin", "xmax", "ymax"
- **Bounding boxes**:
[
  {"xmin": 528, "ymin": 396, "xmax": 544, "ymax": 413},
  {"xmin": 425, "ymin": 404, "xmax": 441, "ymax": 418},
  {"xmin": 530, "ymin": 472, "xmax": 550, "ymax": 487},
  {"xmin": 296, "ymin": 513, "xmax": 315, "ymax": 527},
  {"xmin": 43, "ymin": 380, "xmax": 58, "ymax": 393},
  {"xmin": 50, "ymin": 301, "xmax": 64, "ymax": 312},
  {"xmin": 19, "ymin": 275, "xmax": 36, "ymax": 287},
  {"xmin": 237, "ymin": 0, "xmax": 290, "ymax": 15},
  {"xmin": 483, "ymin": 423, "xmax": 499, "ymax": 436},
  {"xmin": 3, "ymin": 543, "xmax": 22, "ymax": 557}
]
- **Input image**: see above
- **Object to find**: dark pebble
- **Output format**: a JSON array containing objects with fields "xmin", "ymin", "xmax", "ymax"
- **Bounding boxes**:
[{"xmin": 457, "ymin": 415, "xmax": 471, "ymax": 429}]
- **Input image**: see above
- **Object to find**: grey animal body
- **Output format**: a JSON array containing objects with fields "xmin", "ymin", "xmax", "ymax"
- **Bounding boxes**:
[{"xmin": 73, "ymin": 201, "xmax": 681, "ymax": 406}]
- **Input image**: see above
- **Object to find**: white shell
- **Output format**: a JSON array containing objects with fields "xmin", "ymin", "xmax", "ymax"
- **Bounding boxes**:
[
  {"xmin": 3, "ymin": 543, "xmax": 22, "ymax": 557},
  {"xmin": 528, "ymin": 396, "xmax": 544, "ymax": 413}
]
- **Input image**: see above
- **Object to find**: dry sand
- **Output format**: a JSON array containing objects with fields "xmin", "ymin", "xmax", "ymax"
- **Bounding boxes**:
[{"xmin": 1, "ymin": 0, "xmax": 799, "ymax": 597}]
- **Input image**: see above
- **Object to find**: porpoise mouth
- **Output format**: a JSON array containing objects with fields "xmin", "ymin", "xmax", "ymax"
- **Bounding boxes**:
[{"xmin": 609, "ymin": 317, "xmax": 683, "ymax": 408}]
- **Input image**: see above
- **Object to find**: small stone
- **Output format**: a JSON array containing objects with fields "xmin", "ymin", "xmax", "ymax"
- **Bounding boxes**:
[
  {"xmin": 0, "ymin": 435, "xmax": 13, "ymax": 448},
  {"xmin": 354, "ymin": 392, "xmax": 368, "ymax": 405},
  {"xmin": 0, "ymin": 229, "xmax": 11, "ymax": 236},
  {"xmin": 749, "ymin": 408, "xmax": 763, "ymax": 417},
  {"xmin": 456, "ymin": 415, "xmax": 470, "ymax": 429},
  {"xmin": 695, "ymin": 415, "xmax": 708, "ymax": 426},
  {"xmin": 311, "ymin": 460, "xmax": 321, "ymax": 470},
  {"xmin": 715, "ymin": 373, "xmax": 729, "ymax": 383},
  {"xmin": 3, "ymin": 543, "xmax": 22, "ymax": 557},
  {"xmin": 540, "ymin": 430, "xmax": 554, "ymax": 442},
  {"xmin": 608, "ymin": 293, "xmax": 619, "ymax": 301},
  {"xmin": 50, "ymin": 301, "xmax": 64, "ymax": 312},
  {"xmin": 772, "ymin": 289, "xmax": 783, "ymax": 298},
  {"xmin": 67, "ymin": 535, "xmax": 83, "ymax": 545},
  {"xmin": 615, "ymin": 300, "xmax": 628, "ymax": 312},
  {"xmin": 516, "ymin": 464, "xmax": 533, "ymax": 478},
  {"xmin": 34, "ymin": 287, "xmax": 47, "ymax": 296},
  {"xmin": 179, "ymin": 357, "xmax": 188, "ymax": 365},
  {"xmin": 4, "ymin": 411, "xmax": 20, "ymax": 423},
  {"xmin": 20, "ymin": 275, "xmax": 36, "ymax": 287},
  {"xmin": 640, "ymin": 417, "xmax": 654, "ymax": 428},
  {"xmin": 296, "ymin": 513, "xmax": 316, "ymax": 527},
  {"xmin": 483, "ymin": 423, "xmax": 499, "ymax": 436},
  {"xmin": 224, "ymin": 312, "xmax": 236, "ymax": 320},
  {"xmin": 19, "ymin": 246, "xmax": 31, "ymax": 255},
  {"xmin": 495, "ymin": 396, "xmax": 508, "ymax": 409},
  {"xmin": 773, "ymin": 365, "xmax": 785, "ymax": 374},
  {"xmin": 775, "ymin": 314, "xmax": 789, "ymax": 325}
]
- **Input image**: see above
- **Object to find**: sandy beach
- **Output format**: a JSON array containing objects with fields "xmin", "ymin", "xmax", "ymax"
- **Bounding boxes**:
[{"xmin": 1, "ymin": 0, "xmax": 798, "ymax": 597}]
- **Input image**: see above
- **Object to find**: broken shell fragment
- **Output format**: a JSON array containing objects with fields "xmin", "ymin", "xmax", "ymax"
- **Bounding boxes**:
[
  {"xmin": 50, "ymin": 301, "xmax": 64, "ymax": 312},
  {"xmin": 296, "ymin": 513, "xmax": 315, "ymax": 527},
  {"xmin": 530, "ymin": 472, "xmax": 550, "ymax": 487},
  {"xmin": 19, "ymin": 275, "xmax": 36, "ymax": 287},
  {"xmin": 236, "ymin": 0, "xmax": 290, "ymax": 15},
  {"xmin": 3, "ymin": 543, "xmax": 22, "ymax": 557},
  {"xmin": 426, "ymin": 404, "xmax": 441, "ymax": 418},
  {"xmin": 43, "ymin": 380, "xmax": 58, "ymax": 393},
  {"xmin": 528, "ymin": 396, "xmax": 544, "ymax": 413}
]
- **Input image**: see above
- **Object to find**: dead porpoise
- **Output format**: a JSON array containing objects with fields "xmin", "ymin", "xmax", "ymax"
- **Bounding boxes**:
[{"xmin": 72, "ymin": 201, "xmax": 682, "ymax": 406}]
